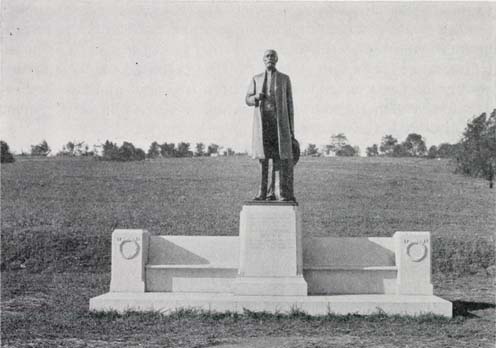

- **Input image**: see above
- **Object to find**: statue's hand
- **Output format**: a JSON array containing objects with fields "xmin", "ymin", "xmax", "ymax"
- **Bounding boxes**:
[{"xmin": 255, "ymin": 93, "xmax": 265, "ymax": 101}]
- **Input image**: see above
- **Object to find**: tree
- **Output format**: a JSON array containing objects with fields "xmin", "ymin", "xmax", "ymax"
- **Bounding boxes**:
[
  {"xmin": 437, "ymin": 143, "xmax": 459, "ymax": 158},
  {"xmin": 147, "ymin": 141, "xmax": 161, "ymax": 159},
  {"xmin": 207, "ymin": 143, "xmax": 220, "ymax": 156},
  {"xmin": 323, "ymin": 134, "xmax": 348, "ymax": 156},
  {"xmin": 456, "ymin": 110, "xmax": 496, "ymax": 188},
  {"xmin": 304, "ymin": 143, "xmax": 319, "ymax": 156},
  {"xmin": 366, "ymin": 144, "xmax": 379, "ymax": 157},
  {"xmin": 379, "ymin": 135, "xmax": 398, "ymax": 156},
  {"xmin": 328, "ymin": 133, "xmax": 348, "ymax": 153},
  {"xmin": 160, "ymin": 142, "xmax": 176, "ymax": 157},
  {"xmin": 102, "ymin": 140, "xmax": 119, "ymax": 160},
  {"xmin": 117, "ymin": 142, "xmax": 145, "ymax": 161},
  {"xmin": 31, "ymin": 140, "xmax": 51, "ymax": 156},
  {"xmin": 195, "ymin": 143, "xmax": 205, "ymax": 157},
  {"xmin": 353, "ymin": 146, "xmax": 361, "ymax": 157},
  {"xmin": 336, "ymin": 144, "xmax": 357, "ymax": 157},
  {"xmin": 82, "ymin": 144, "xmax": 91, "ymax": 156},
  {"xmin": 100, "ymin": 140, "xmax": 144, "ymax": 161},
  {"xmin": 58, "ymin": 141, "xmax": 88, "ymax": 156},
  {"xmin": 176, "ymin": 142, "xmax": 192, "ymax": 157},
  {"xmin": 427, "ymin": 145, "xmax": 438, "ymax": 159},
  {"xmin": 403, "ymin": 133, "xmax": 427, "ymax": 157},
  {"xmin": 136, "ymin": 148, "xmax": 146, "ymax": 160},
  {"xmin": 64, "ymin": 141, "xmax": 76, "ymax": 154},
  {"xmin": 0, "ymin": 141, "xmax": 15, "ymax": 163},
  {"xmin": 392, "ymin": 143, "xmax": 409, "ymax": 157}
]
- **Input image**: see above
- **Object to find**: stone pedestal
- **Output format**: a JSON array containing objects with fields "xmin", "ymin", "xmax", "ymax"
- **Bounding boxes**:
[
  {"xmin": 394, "ymin": 231, "xmax": 433, "ymax": 295},
  {"xmin": 232, "ymin": 202, "xmax": 307, "ymax": 296}
]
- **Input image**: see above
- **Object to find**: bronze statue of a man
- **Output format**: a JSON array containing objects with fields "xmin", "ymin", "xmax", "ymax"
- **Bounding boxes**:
[{"xmin": 246, "ymin": 49, "xmax": 296, "ymax": 202}]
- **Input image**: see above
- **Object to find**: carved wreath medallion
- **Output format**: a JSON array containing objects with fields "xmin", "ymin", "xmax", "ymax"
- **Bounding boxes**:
[
  {"xmin": 406, "ymin": 242, "xmax": 427, "ymax": 262},
  {"xmin": 119, "ymin": 240, "xmax": 140, "ymax": 260}
]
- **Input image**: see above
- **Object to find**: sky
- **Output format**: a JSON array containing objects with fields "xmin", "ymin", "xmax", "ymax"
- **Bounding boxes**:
[{"xmin": 1, "ymin": 1, "xmax": 495, "ymax": 155}]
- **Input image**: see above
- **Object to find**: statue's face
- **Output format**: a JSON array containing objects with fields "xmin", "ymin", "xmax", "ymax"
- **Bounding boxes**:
[{"xmin": 263, "ymin": 50, "xmax": 278, "ymax": 69}]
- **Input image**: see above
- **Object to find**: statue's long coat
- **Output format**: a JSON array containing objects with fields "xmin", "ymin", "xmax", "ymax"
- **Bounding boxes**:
[{"xmin": 245, "ymin": 70, "xmax": 294, "ymax": 160}]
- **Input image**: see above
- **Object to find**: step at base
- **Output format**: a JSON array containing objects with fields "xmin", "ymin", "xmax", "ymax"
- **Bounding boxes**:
[{"xmin": 90, "ymin": 292, "xmax": 452, "ymax": 317}]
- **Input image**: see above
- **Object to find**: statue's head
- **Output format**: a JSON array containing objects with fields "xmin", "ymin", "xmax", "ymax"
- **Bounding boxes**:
[{"xmin": 263, "ymin": 49, "xmax": 278, "ymax": 70}]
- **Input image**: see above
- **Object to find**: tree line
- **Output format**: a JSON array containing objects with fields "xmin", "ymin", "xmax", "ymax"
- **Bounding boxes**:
[
  {"xmin": 2, "ymin": 109, "xmax": 494, "ymax": 187},
  {"xmin": 365, "ymin": 133, "xmax": 460, "ymax": 159},
  {"xmin": 302, "ymin": 133, "xmax": 459, "ymax": 159},
  {"xmin": 145, "ymin": 141, "xmax": 235, "ymax": 159},
  {"xmin": 300, "ymin": 109, "xmax": 495, "ymax": 187},
  {"xmin": 0, "ymin": 139, "xmax": 240, "ymax": 163}
]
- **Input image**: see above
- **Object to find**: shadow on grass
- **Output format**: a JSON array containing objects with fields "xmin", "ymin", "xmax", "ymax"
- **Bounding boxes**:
[{"xmin": 452, "ymin": 300, "xmax": 495, "ymax": 318}]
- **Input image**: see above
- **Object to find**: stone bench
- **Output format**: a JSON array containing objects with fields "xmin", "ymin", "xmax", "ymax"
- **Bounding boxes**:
[{"xmin": 108, "ymin": 231, "xmax": 433, "ymax": 296}]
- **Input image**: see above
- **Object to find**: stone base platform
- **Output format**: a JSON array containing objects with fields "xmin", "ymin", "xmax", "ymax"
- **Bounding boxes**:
[{"xmin": 90, "ymin": 292, "xmax": 452, "ymax": 317}]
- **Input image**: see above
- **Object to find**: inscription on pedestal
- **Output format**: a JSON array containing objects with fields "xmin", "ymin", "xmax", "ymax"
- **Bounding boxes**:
[
  {"xmin": 245, "ymin": 216, "xmax": 293, "ymax": 250},
  {"xmin": 238, "ymin": 205, "xmax": 301, "ymax": 277},
  {"xmin": 233, "ymin": 204, "xmax": 307, "ymax": 296}
]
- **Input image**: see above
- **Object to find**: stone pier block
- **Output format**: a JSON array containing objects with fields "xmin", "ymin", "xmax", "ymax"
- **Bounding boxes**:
[
  {"xmin": 394, "ymin": 231, "xmax": 433, "ymax": 295},
  {"xmin": 110, "ymin": 229, "xmax": 150, "ymax": 292}
]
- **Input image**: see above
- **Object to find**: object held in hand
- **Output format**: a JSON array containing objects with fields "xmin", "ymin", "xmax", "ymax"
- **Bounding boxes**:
[{"xmin": 292, "ymin": 138, "xmax": 300, "ymax": 165}]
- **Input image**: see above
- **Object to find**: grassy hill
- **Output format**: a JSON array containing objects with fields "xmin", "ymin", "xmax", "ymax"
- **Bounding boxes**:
[
  {"xmin": 1, "ymin": 156, "xmax": 494, "ymax": 274},
  {"xmin": 1, "ymin": 156, "xmax": 494, "ymax": 347}
]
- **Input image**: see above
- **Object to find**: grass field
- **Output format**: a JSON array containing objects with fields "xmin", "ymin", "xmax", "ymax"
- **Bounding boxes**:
[{"xmin": 1, "ymin": 156, "xmax": 495, "ymax": 347}]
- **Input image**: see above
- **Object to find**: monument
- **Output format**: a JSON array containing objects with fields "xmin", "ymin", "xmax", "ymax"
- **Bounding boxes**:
[{"xmin": 90, "ymin": 50, "xmax": 452, "ymax": 317}]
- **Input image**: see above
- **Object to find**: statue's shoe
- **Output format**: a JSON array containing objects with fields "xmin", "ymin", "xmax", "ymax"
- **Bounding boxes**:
[
  {"xmin": 253, "ymin": 195, "xmax": 267, "ymax": 201},
  {"xmin": 266, "ymin": 195, "xmax": 277, "ymax": 201}
]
